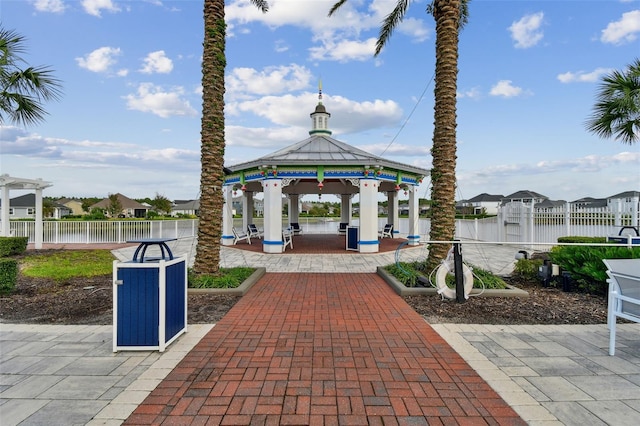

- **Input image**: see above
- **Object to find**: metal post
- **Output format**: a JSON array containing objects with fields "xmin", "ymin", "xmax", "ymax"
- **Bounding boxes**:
[{"xmin": 453, "ymin": 240, "xmax": 465, "ymax": 303}]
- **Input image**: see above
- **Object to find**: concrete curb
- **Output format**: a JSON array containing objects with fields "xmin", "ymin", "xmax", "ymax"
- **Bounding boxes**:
[
  {"xmin": 187, "ymin": 267, "xmax": 266, "ymax": 296},
  {"xmin": 376, "ymin": 266, "xmax": 529, "ymax": 298}
]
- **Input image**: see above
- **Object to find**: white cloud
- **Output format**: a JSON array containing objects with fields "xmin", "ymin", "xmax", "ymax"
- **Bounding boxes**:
[
  {"xmin": 229, "ymin": 92, "xmax": 403, "ymax": 134},
  {"xmin": 397, "ymin": 17, "xmax": 431, "ymax": 43},
  {"xmin": 124, "ymin": 83, "xmax": 198, "ymax": 118},
  {"xmin": 226, "ymin": 0, "xmax": 428, "ymax": 62},
  {"xmin": 508, "ymin": 12, "xmax": 544, "ymax": 49},
  {"xmin": 81, "ymin": 0, "xmax": 120, "ymax": 17},
  {"xmin": 226, "ymin": 125, "xmax": 303, "ymax": 149},
  {"xmin": 457, "ymin": 87, "xmax": 482, "ymax": 99},
  {"xmin": 489, "ymin": 80, "xmax": 525, "ymax": 98},
  {"xmin": 76, "ymin": 46, "xmax": 124, "ymax": 74},
  {"xmin": 32, "ymin": 0, "xmax": 65, "ymax": 13},
  {"xmin": 309, "ymin": 37, "xmax": 377, "ymax": 62},
  {"xmin": 357, "ymin": 143, "xmax": 430, "ymax": 157},
  {"xmin": 274, "ymin": 39, "xmax": 289, "ymax": 52},
  {"xmin": 557, "ymin": 67, "xmax": 612, "ymax": 83},
  {"xmin": 139, "ymin": 50, "xmax": 174, "ymax": 74},
  {"xmin": 601, "ymin": 10, "xmax": 640, "ymax": 45},
  {"xmin": 226, "ymin": 64, "xmax": 313, "ymax": 99}
]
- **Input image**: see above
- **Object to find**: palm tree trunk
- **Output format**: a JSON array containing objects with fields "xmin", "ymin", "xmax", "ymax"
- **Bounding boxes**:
[
  {"xmin": 193, "ymin": 0, "xmax": 226, "ymax": 275},
  {"xmin": 427, "ymin": 0, "xmax": 460, "ymax": 271}
]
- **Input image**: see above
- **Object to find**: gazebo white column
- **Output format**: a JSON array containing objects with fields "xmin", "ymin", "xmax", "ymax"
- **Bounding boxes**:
[
  {"xmin": 340, "ymin": 194, "xmax": 352, "ymax": 224},
  {"xmin": 387, "ymin": 191, "xmax": 399, "ymax": 237},
  {"xmin": 407, "ymin": 186, "xmax": 420, "ymax": 246},
  {"xmin": 242, "ymin": 191, "xmax": 254, "ymax": 231},
  {"xmin": 289, "ymin": 194, "xmax": 300, "ymax": 224},
  {"xmin": 358, "ymin": 178, "xmax": 379, "ymax": 253},
  {"xmin": 1, "ymin": 185, "xmax": 9, "ymax": 237},
  {"xmin": 221, "ymin": 186, "xmax": 235, "ymax": 246},
  {"xmin": 262, "ymin": 179, "xmax": 283, "ymax": 253}
]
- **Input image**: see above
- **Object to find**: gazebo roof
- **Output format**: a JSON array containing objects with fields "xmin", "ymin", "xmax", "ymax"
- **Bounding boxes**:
[
  {"xmin": 224, "ymin": 90, "xmax": 429, "ymax": 195},
  {"xmin": 227, "ymin": 134, "xmax": 429, "ymax": 177}
]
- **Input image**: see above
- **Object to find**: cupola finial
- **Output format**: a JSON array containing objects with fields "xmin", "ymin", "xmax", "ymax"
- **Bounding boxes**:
[{"xmin": 309, "ymin": 78, "xmax": 331, "ymax": 136}]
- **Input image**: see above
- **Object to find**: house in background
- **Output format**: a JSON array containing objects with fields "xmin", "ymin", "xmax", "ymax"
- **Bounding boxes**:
[
  {"xmin": 0, "ymin": 194, "xmax": 71, "ymax": 219},
  {"xmin": 57, "ymin": 198, "xmax": 85, "ymax": 215},
  {"xmin": 172, "ymin": 199, "xmax": 200, "ymax": 217},
  {"xmin": 571, "ymin": 196, "xmax": 608, "ymax": 208},
  {"xmin": 459, "ymin": 193, "xmax": 504, "ymax": 215},
  {"xmin": 607, "ymin": 190, "xmax": 640, "ymax": 210},
  {"xmin": 501, "ymin": 190, "xmax": 548, "ymax": 205},
  {"xmin": 90, "ymin": 193, "xmax": 149, "ymax": 218}
]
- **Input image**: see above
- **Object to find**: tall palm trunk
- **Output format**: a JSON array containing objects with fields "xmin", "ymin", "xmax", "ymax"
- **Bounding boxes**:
[
  {"xmin": 193, "ymin": 0, "xmax": 226, "ymax": 275},
  {"xmin": 426, "ymin": 0, "xmax": 460, "ymax": 271}
]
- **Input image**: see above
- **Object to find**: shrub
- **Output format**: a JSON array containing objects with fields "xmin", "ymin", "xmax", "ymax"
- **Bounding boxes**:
[
  {"xmin": 385, "ymin": 262, "xmax": 421, "ymax": 287},
  {"xmin": 469, "ymin": 265, "xmax": 507, "ymax": 290},
  {"xmin": 0, "ymin": 236, "xmax": 28, "ymax": 257},
  {"xmin": 385, "ymin": 262, "xmax": 507, "ymax": 290},
  {"xmin": 188, "ymin": 267, "xmax": 255, "ymax": 289},
  {"xmin": 549, "ymin": 245, "xmax": 640, "ymax": 294},
  {"xmin": 557, "ymin": 236, "xmax": 607, "ymax": 244},
  {"xmin": 513, "ymin": 258, "xmax": 544, "ymax": 280},
  {"xmin": 0, "ymin": 258, "xmax": 18, "ymax": 293}
]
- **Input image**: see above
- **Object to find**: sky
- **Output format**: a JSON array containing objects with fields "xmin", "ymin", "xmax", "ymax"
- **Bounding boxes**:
[{"xmin": 1, "ymin": 0, "xmax": 639, "ymax": 204}]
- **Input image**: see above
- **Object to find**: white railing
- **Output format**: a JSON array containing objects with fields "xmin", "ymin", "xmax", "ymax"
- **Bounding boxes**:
[
  {"xmin": 8, "ymin": 219, "xmax": 198, "ymax": 244},
  {"xmin": 4, "ymin": 199, "xmax": 639, "ymax": 249}
]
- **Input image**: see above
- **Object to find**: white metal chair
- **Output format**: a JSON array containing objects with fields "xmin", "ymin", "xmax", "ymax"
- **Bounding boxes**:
[
  {"xmin": 603, "ymin": 259, "xmax": 640, "ymax": 355},
  {"xmin": 379, "ymin": 224, "xmax": 393, "ymax": 239},
  {"xmin": 232, "ymin": 227, "xmax": 251, "ymax": 245},
  {"xmin": 282, "ymin": 228, "xmax": 293, "ymax": 251},
  {"xmin": 247, "ymin": 224, "xmax": 263, "ymax": 239}
]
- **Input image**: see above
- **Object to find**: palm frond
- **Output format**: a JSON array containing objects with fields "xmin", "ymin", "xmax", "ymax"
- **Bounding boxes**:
[
  {"xmin": 250, "ymin": 0, "xmax": 269, "ymax": 13},
  {"xmin": 375, "ymin": 0, "xmax": 409, "ymax": 56},
  {"xmin": 328, "ymin": 0, "xmax": 349, "ymax": 17}
]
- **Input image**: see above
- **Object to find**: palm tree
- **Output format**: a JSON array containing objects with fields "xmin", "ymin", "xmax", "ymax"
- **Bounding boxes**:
[
  {"xmin": 193, "ymin": 0, "xmax": 269, "ymax": 275},
  {"xmin": 330, "ymin": 0, "xmax": 468, "ymax": 270},
  {"xmin": 585, "ymin": 58, "xmax": 640, "ymax": 145},
  {"xmin": 0, "ymin": 27, "xmax": 62, "ymax": 127}
]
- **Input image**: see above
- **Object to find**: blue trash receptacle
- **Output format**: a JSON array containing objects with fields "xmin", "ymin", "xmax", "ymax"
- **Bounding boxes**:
[{"xmin": 113, "ymin": 239, "xmax": 187, "ymax": 352}]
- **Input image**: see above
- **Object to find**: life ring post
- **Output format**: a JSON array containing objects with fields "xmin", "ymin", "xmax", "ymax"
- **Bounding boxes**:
[{"xmin": 453, "ymin": 240, "xmax": 466, "ymax": 303}]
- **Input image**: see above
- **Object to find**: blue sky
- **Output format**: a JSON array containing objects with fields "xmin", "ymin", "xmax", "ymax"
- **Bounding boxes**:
[{"xmin": 1, "ymin": 0, "xmax": 639, "ymax": 203}]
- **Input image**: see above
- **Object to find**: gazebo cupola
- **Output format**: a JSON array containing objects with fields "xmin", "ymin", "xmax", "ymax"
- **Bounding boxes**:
[{"xmin": 309, "ymin": 82, "xmax": 331, "ymax": 136}]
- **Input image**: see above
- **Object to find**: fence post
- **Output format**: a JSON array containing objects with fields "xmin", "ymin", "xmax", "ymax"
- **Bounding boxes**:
[
  {"xmin": 565, "ymin": 201, "xmax": 571, "ymax": 237},
  {"xmin": 527, "ymin": 203, "xmax": 534, "ymax": 249}
]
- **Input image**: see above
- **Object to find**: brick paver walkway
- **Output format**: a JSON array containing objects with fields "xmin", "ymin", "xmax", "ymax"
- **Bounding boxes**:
[{"xmin": 124, "ymin": 273, "xmax": 525, "ymax": 425}]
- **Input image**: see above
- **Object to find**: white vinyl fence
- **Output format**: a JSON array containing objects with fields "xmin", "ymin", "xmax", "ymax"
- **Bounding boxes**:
[
  {"xmin": 4, "ymin": 197, "xmax": 639, "ymax": 249},
  {"xmin": 8, "ymin": 219, "xmax": 198, "ymax": 244}
]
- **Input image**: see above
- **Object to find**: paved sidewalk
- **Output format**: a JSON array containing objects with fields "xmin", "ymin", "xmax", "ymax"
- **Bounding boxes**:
[
  {"xmin": 123, "ymin": 273, "xmax": 526, "ymax": 425},
  {"xmin": 3, "ymin": 241, "xmax": 639, "ymax": 424},
  {"xmin": 433, "ymin": 323, "xmax": 640, "ymax": 426},
  {"xmin": 113, "ymin": 236, "xmax": 522, "ymax": 275}
]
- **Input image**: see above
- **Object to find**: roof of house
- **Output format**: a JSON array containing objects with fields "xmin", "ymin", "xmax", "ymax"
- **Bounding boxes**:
[
  {"xmin": 503, "ymin": 190, "xmax": 548, "ymax": 200},
  {"xmin": 90, "ymin": 193, "xmax": 148, "ymax": 210},
  {"xmin": 467, "ymin": 193, "xmax": 504, "ymax": 202},
  {"xmin": 608, "ymin": 190, "xmax": 640, "ymax": 199},
  {"xmin": 173, "ymin": 200, "xmax": 200, "ymax": 210}
]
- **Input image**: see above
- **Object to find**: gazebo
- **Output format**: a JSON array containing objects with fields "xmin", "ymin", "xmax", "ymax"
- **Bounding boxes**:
[
  {"xmin": 223, "ymin": 91, "xmax": 429, "ymax": 253},
  {"xmin": 0, "ymin": 174, "xmax": 53, "ymax": 249}
]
